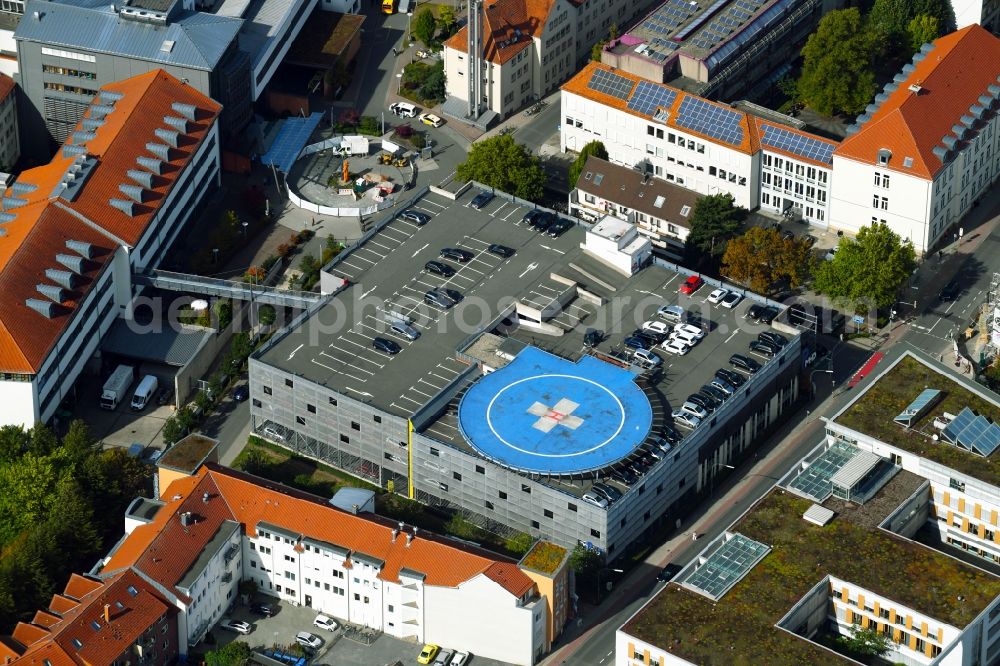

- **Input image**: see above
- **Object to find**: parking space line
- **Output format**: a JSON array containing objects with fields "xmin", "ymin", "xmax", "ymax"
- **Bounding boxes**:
[
  {"xmin": 460, "ymin": 237, "xmax": 492, "ymax": 248},
  {"xmin": 502, "ymin": 206, "xmax": 524, "ymax": 222},
  {"xmin": 366, "ymin": 239, "xmax": 394, "ymax": 251}
]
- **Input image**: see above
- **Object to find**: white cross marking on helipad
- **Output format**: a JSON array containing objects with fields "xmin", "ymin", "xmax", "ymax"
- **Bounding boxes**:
[{"xmin": 527, "ymin": 398, "xmax": 584, "ymax": 433}]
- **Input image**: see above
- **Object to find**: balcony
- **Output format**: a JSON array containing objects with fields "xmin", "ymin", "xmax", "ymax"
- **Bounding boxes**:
[
  {"xmin": 222, "ymin": 572, "xmax": 233, "ymax": 583},
  {"xmin": 223, "ymin": 543, "xmax": 240, "ymax": 564}
]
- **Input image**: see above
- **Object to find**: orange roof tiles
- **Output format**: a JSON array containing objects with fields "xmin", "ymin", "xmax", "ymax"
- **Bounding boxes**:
[
  {"xmin": 0, "ymin": 69, "xmax": 220, "ymax": 374},
  {"xmin": 444, "ymin": 0, "xmax": 554, "ymax": 65},
  {"xmin": 103, "ymin": 464, "xmax": 536, "ymax": 599},
  {"xmin": 561, "ymin": 61, "xmax": 759, "ymax": 154},
  {"xmin": 835, "ymin": 25, "xmax": 1000, "ymax": 179},
  {"xmin": 0, "ymin": 74, "xmax": 14, "ymax": 104}
]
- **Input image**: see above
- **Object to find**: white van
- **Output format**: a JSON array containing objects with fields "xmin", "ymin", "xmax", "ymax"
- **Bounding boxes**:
[
  {"xmin": 130, "ymin": 375, "xmax": 159, "ymax": 411},
  {"xmin": 389, "ymin": 102, "xmax": 418, "ymax": 118}
]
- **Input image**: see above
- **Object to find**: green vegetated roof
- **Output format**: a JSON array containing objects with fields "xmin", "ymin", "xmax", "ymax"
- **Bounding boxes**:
[
  {"xmin": 159, "ymin": 434, "xmax": 218, "ymax": 472},
  {"xmin": 623, "ymin": 476, "xmax": 1000, "ymax": 665},
  {"xmin": 837, "ymin": 353, "xmax": 1000, "ymax": 486},
  {"xmin": 521, "ymin": 541, "xmax": 568, "ymax": 575}
]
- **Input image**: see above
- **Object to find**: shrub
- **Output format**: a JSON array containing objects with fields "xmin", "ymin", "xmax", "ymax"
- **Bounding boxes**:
[
  {"xmin": 411, "ymin": 133, "xmax": 426, "ymax": 149},
  {"xmin": 276, "ymin": 243, "xmax": 293, "ymax": 258},
  {"xmin": 393, "ymin": 124, "xmax": 414, "ymax": 139}
]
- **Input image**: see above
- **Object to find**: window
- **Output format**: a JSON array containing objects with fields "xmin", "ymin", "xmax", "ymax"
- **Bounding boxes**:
[
  {"xmin": 544, "ymin": 509, "xmax": 553, "ymax": 518},
  {"xmin": 263, "ymin": 386, "xmax": 272, "ymax": 395},
  {"xmin": 351, "ymin": 421, "xmax": 360, "ymax": 431},
  {"xmin": 453, "ymin": 471, "xmax": 462, "ymax": 481},
  {"xmin": 475, "ymin": 465, "xmax": 485, "ymax": 474},
  {"xmin": 285, "ymin": 378, "xmax": 293, "ymax": 388},
  {"xmin": 568, "ymin": 502, "xmax": 577, "ymax": 512},
  {"xmin": 307, "ymin": 404, "xmax": 316, "ymax": 413},
  {"xmin": 647, "ymin": 125, "xmax": 655, "ymax": 136},
  {"xmin": 521, "ymin": 483, "xmax": 531, "ymax": 493},
  {"xmin": 296, "ymin": 416, "xmax": 306, "ymax": 425},
  {"xmin": 329, "ymin": 397, "xmax": 337, "ymax": 406},
  {"xmin": 531, "ymin": 520, "xmax": 540, "ymax": 529},
  {"xmin": 620, "ymin": 517, "xmax": 627, "ymax": 527},
  {"xmin": 880, "ymin": 196, "xmax": 888, "ymax": 210},
  {"xmin": 499, "ymin": 490, "xmax": 507, "ymax": 499},
  {"xmin": 485, "ymin": 500, "xmax": 494, "ymax": 510},
  {"xmin": 373, "ymin": 415, "xmax": 382, "ymax": 423},
  {"xmin": 590, "ymin": 528, "xmax": 601, "ymax": 538},
  {"xmin": 951, "ymin": 478, "xmax": 967, "ymax": 492},
  {"xmin": 252, "ymin": 398, "xmax": 262, "ymax": 408},
  {"xmin": 439, "ymin": 482, "xmax": 448, "ymax": 492},
  {"xmin": 430, "ymin": 447, "xmax": 440, "ymax": 457}
]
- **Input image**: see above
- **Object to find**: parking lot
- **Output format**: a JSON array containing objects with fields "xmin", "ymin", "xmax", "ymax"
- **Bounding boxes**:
[
  {"xmin": 70, "ymin": 370, "xmax": 172, "ymax": 453},
  {"xmin": 210, "ymin": 597, "xmax": 515, "ymax": 666}
]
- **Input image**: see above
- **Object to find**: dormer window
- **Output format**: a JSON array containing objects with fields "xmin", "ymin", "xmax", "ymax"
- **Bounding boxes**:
[{"xmin": 877, "ymin": 148, "xmax": 891, "ymax": 165}]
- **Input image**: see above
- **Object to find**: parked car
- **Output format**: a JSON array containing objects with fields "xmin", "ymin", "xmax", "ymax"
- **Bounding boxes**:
[
  {"xmin": 418, "ymin": 644, "xmax": 440, "ymax": 665},
  {"xmin": 372, "ymin": 337, "xmax": 402, "ymax": 355},
  {"xmin": 749, "ymin": 339, "xmax": 779, "ymax": 357},
  {"xmin": 295, "ymin": 632, "xmax": 323, "ymax": 650},
  {"xmin": 581, "ymin": 492, "xmax": 609, "ymax": 508},
  {"xmin": 522, "ymin": 209, "xmax": 543, "ymax": 225},
  {"xmin": 940, "ymin": 279, "xmax": 962, "ymax": 301},
  {"xmin": 721, "ymin": 291, "xmax": 742, "ymax": 308},
  {"xmin": 418, "ymin": 113, "xmax": 444, "ymax": 127},
  {"xmin": 687, "ymin": 393, "xmax": 717, "ymax": 413},
  {"xmin": 488, "ymin": 243, "xmax": 515, "ymax": 258},
  {"xmin": 250, "ymin": 602, "xmax": 276, "ymax": 617},
  {"xmin": 623, "ymin": 335, "xmax": 650, "ymax": 350},
  {"xmin": 657, "ymin": 563, "xmax": 682, "ymax": 582},
  {"xmin": 424, "ymin": 289, "xmax": 455, "ymax": 309},
  {"xmin": 220, "ymin": 619, "xmax": 252, "ymax": 634},
  {"xmin": 758, "ymin": 331, "xmax": 788, "ymax": 348},
  {"xmin": 710, "ymin": 377, "xmax": 736, "ymax": 396},
  {"xmin": 529, "ymin": 211, "xmax": 555, "ymax": 231},
  {"xmin": 424, "ymin": 260, "xmax": 455, "ymax": 277},
  {"xmin": 313, "ymin": 615, "xmax": 338, "ymax": 631},
  {"xmin": 470, "ymin": 190, "xmax": 494, "ymax": 209},
  {"xmin": 390, "ymin": 321, "xmax": 420, "ymax": 340},
  {"xmin": 390, "ymin": 102, "xmax": 418, "ymax": 118},
  {"xmin": 716, "ymin": 368, "xmax": 746, "ymax": 387},
  {"xmin": 632, "ymin": 328, "xmax": 665, "ymax": 345},
  {"xmin": 707, "ymin": 288, "xmax": 728, "ymax": 304},
  {"xmin": 679, "ymin": 275, "xmax": 704, "ymax": 295},
  {"xmin": 661, "ymin": 338, "xmax": 690, "ymax": 355},
  {"xmin": 729, "ymin": 354, "xmax": 761, "ymax": 374},
  {"xmin": 701, "ymin": 384, "xmax": 728, "ymax": 403},
  {"xmin": 746, "ymin": 304, "xmax": 780, "ymax": 324},
  {"xmin": 583, "ymin": 328, "xmax": 603, "ymax": 347},
  {"xmin": 262, "ymin": 427, "xmax": 285, "ymax": 442},
  {"xmin": 441, "ymin": 288, "xmax": 463, "ymax": 303},
  {"xmin": 609, "ymin": 467, "xmax": 639, "ymax": 486},
  {"xmin": 632, "ymin": 348, "xmax": 662, "ymax": 369},
  {"xmin": 673, "ymin": 322, "xmax": 705, "ymax": 340},
  {"xmin": 546, "ymin": 219, "xmax": 573, "ymax": 237},
  {"xmin": 451, "ymin": 652, "xmax": 471, "ymax": 666},
  {"xmin": 657, "ymin": 304, "xmax": 685, "ymax": 322},
  {"xmin": 661, "ymin": 423, "xmax": 682, "ymax": 443},
  {"xmin": 670, "ymin": 330, "xmax": 700, "ymax": 348},
  {"xmin": 672, "ymin": 410, "xmax": 701, "ymax": 429},
  {"xmin": 592, "ymin": 482, "xmax": 623, "ymax": 502},
  {"xmin": 679, "ymin": 401, "xmax": 708, "ymax": 419},
  {"xmin": 440, "ymin": 247, "xmax": 475, "ymax": 262},
  {"xmin": 399, "ymin": 209, "xmax": 430, "ymax": 225},
  {"xmin": 155, "ymin": 386, "xmax": 174, "ymax": 406},
  {"xmin": 642, "ymin": 320, "xmax": 671, "ymax": 336},
  {"xmin": 433, "ymin": 649, "xmax": 455, "ymax": 666},
  {"xmin": 231, "ymin": 385, "xmax": 249, "ymax": 402}
]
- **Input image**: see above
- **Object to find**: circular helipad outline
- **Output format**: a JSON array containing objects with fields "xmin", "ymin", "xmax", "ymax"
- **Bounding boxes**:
[{"xmin": 485, "ymin": 374, "xmax": 626, "ymax": 458}]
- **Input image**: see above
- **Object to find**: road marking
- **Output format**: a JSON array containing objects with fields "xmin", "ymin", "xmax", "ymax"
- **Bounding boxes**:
[
  {"xmin": 287, "ymin": 344, "xmax": 304, "ymax": 360},
  {"xmin": 945, "ymin": 301, "xmax": 956, "ymax": 314},
  {"xmin": 412, "ymin": 242, "xmax": 429, "ymax": 258},
  {"xmin": 539, "ymin": 244, "xmax": 565, "ymax": 254},
  {"xmin": 520, "ymin": 262, "xmax": 539, "ymax": 278},
  {"xmin": 361, "ymin": 286, "xmax": 377, "ymax": 298},
  {"xmin": 725, "ymin": 330, "xmax": 739, "ymax": 343}
]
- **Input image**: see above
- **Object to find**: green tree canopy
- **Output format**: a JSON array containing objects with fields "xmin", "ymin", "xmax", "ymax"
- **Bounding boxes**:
[
  {"xmin": 258, "ymin": 304, "xmax": 277, "ymax": 327},
  {"xmin": 568, "ymin": 543, "xmax": 602, "ymax": 577},
  {"xmin": 412, "ymin": 7, "xmax": 436, "ymax": 47},
  {"xmin": 836, "ymin": 625, "xmax": 893, "ymax": 658},
  {"xmin": 870, "ymin": 0, "xmax": 953, "ymax": 47},
  {"xmin": 797, "ymin": 8, "xmax": 877, "ymax": 115},
  {"xmin": 907, "ymin": 14, "xmax": 941, "ymax": 53},
  {"xmin": 684, "ymin": 193, "xmax": 747, "ymax": 264},
  {"xmin": 205, "ymin": 640, "xmax": 253, "ymax": 666},
  {"xmin": 568, "ymin": 141, "xmax": 609, "ymax": 188},
  {"xmin": 722, "ymin": 227, "xmax": 813, "ymax": 294},
  {"xmin": 456, "ymin": 135, "xmax": 547, "ymax": 200},
  {"xmin": 813, "ymin": 222, "xmax": 916, "ymax": 312}
]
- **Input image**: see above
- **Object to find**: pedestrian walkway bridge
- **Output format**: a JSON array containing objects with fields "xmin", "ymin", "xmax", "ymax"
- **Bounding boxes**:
[{"xmin": 135, "ymin": 269, "xmax": 323, "ymax": 308}]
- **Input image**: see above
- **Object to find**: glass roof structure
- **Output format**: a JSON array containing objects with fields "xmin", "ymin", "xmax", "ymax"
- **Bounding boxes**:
[
  {"xmin": 893, "ymin": 388, "xmax": 942, "ymax": 426},
  {"xmin": 786, "ymin": 440, "xmax": 859, "ymax": 501},
  {"xmin": 942, "ymin": 407, "xmax": 1000, "ymax": 457},
  {"xmin": 680, "ymin": 533, "xmax": 771, "ymax": 601}
]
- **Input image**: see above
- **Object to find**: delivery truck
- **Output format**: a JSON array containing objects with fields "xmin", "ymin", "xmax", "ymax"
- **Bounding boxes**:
[{"xmin": 100, "ymin": 364, "xmax": 135, "ymax": 410}]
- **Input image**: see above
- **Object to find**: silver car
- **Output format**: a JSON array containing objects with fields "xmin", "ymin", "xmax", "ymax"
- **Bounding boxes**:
[
  {"xmin": 390, "ymin": 321, "xmax": 420, "ymax": 340},
  {"xmin": 295, "ymin": 631, "xmax": 323, "ymax": 649},
  {"xmin": 672, "ymin": 410, "xmax": 701, "ymax": 429}
]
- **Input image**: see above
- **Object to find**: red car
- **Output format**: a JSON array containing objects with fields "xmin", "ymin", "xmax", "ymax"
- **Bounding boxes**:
[{"xmin": 679, "ymin": 275, "xmax": 704, "ymax": 295}]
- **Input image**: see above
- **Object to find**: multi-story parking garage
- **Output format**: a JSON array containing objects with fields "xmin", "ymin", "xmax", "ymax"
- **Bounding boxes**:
[{"xmin": 249, "ymin": 187, "xmax": 805, "ymax": 559}]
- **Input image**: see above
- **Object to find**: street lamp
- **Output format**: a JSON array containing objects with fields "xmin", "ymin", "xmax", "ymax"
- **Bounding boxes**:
[
  {"xmin": 242, "ymin": 221, "xmax": 248, "ymax": 238},
  {"xmin": 595, "ymin": 567, "xmax": 623, "ymax": 604},
  {"xmin": 709, "ymin": 462, "xmax": 735, "ymax": 496}
]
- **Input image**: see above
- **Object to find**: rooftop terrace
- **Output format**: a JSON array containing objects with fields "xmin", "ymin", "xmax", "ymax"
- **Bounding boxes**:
[
  {"xmin": 834, "ymin": 349, "xmax": 1000, "ymax": 487},
  {"xmin": 623, "ymin": 471, "xmax": 1000, "ymax": 664}
]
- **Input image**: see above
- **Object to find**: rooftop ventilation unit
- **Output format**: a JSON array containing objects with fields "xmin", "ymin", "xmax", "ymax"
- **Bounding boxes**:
[
  {"xmin": 980, "ymin": 94, "xmax": 994, "ymax": 108},
  {"xmin": 989, "ymin": 84, "xmax": 1000, "ymax": 97},
  {"xmin": 160, "ymin": 39, "xmax": 175, "ymax": 53},
  {"xmin": 89, "ymin": 104, "xmax": 115, "ymax": 119},
  {"xmin": 62, "ymin": 144, "xmax": 87, "ymax": 158},
  {"xmin": 908, "ymin": 83, "xmax": 922, "ymax": 93},
  {"xmin": 883, "ymin": 83, "xmax": 898, "ymax": 94},
  {"xmin": 154, "ymin": 128, "xmax": 179, "ymax": 147},
  {"xmin": 99, "ymin": 90, "xmax": 123, "ymax": 105},
  {"xmin": 119, "ymin": 183, "xmax": 145, "ymax": 203},
  {"xmin": 912, "ymin": 52, "xmax": 926, "ymax": 63},
  {"xmin": 902, "ymin": 63, "xmax": 915, "ymax": 74},
  {"xmin": 45, "ymin": 268, "xmax": 77, "ymax": 289},
  {"xmin": 803, "ymin": 504, "xmax": 835, "ymax": 526},
  {"xmin": 9, "ymin": 182, "xmax": 37, "ymax": 196},
  {"xmin": 109, "ymin": 198, "xmax": 136, "ymax": 216},
  {"xmin": 72, "ymin": 130, "xmax": 97, "ymax": 144},
  {"xmin": 2, "ymin": 197, "xmax": 27, "ymax": 210},
  {"xmin": 0, "ymin": 212, "xmax": 14, "ymax": 224},
  {"xmin": 25, "ymin": 298, "xmax": 57, "ymax": 319},
  {"xmin": 942, "ymin": 135, "xmax": 958, "ymax": 150},
  {"xmin": 971, "ymin": 104, "xmax": 986, "ymax": 118},
  {"xmin": 136, "ymin": 156, "xmax": 163, "ymax": 174},
  {"xmin": 893, "ymin": 72, "xmax": 908, "ymax": 84},
  {"xmin": 54, "ymin": 155, "xmax": 98, "ymax": 202},
  {"xmin": 163, "ymin": 115, "xmax": 188, "ymax": 133},
  {"xmin": 36, "ymin": 283, "xmax": 67, "ymax": 303},
  {"xmin": 932, "ymin": 145, "xmax": 949, "ymax": 162},
  {"xmin": 856, "ymin": 113, "xmax": 871, "ymax": 125},
  {"xmin": 56, "ymin": 253, "xmax": 87, "ymax": 273},
  {"xmin": 920, "ymin": 41, "xmax": 935, "ymax": 54},
  {"xmin": 961, "ymin": 114, "xmax": 975, "ymax": 127},
  {"xmin": 171, "ymin": 102, "xmax": 196, "ymax": 121},
  {"xmin": 145, "ymin": 142, "xmax": 170, "ymax": 161},
  {"xmin": 66, "ymin": 239, "xmax": 95, "ymax": 258},
  {"xmin": 127, "ymin": 169, "xmax": 154, "ymax": 189},
  {"xmin": 951, "ymin": 124, "xmax": 967, "ymax": 138},
  {"xmin": 874, "ymin": 92, "xmax": 889, "ymax": 103}
]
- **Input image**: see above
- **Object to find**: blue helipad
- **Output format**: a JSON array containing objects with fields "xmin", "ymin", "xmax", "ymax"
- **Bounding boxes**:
[{"xmin": 458, "ymin": 347, "xmax": 653, "ymax": 474}]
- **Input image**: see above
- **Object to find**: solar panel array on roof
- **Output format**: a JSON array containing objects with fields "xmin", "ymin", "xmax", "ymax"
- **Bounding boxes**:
[
  {"xmin": 942, "ymin": 407, "xmax": 1000, "ymax": 456},
  {"xmin": 682, "ymin": 533, "xmax": 770, "ymax": 600},
  {"xmin": 675, "ymin": 96, "xmax": 744, "ymax": 144},
  {"xmin": 893, "ymin": 388, "xmax": 941, "ymax": 426},
  {"xmin": 587, "ymin": 68, "xmax": 634, "ymax": 101},
  {"xmin": 760, "ymin": 122, "xmax": 836, "ymax": 165},
  {"xmin": 627, "ymin": 80, "xmax": 679, "ymax": 116}
]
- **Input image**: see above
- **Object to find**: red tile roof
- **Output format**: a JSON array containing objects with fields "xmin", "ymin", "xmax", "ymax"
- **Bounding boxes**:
[
  {"xmin": 6, "ymin": 571, "xmax": 172, "ymax": 666},
  {"xmin": 562, "ymin": 61, "xmax": 760, "ymax": 154},
  {"xmin": 102, "ymin": 465, "xmax": 536, "ymax": 599},
  {"xmin": 0, "ymin": 74, "xmax": 14, "ymax": 105},
  {"xmin": 834, "ymin": 25, "xmax": 1000, "ymax": 179},
  {"xmin": 0, "ymin": 69, "xmax": 220, "ymax": 374},
  {"xmin": 444, "ymin": 0, "xmax": 554, "ymax": 65}
]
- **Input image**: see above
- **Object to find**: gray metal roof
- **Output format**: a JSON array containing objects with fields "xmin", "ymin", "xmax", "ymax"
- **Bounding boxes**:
[
  {"xmin": 830, "ymin": 450, "xmax": 882, "ymax": 491},
  {"xmin": 100, "ymin": 317, "xmax": 212, "ymax": 366},
  {"xmin": 16, "ymin": 1, "xmax": 242, "ymax": 71}
]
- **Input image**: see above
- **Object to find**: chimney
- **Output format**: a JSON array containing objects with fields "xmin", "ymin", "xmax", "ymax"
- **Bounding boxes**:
[
  {"xmin": 351, "ymin": 504, "xmax": 359, "ymax": 514},
  {"xmin": 103, "ymin": 604, "xmax": 111, "ymax": 624},
  {"xmin": 391, "ymin": 527, "xmax": 399, "ymax": 542},
  {"xmin": 202, "ymin": 492, "xmax": 209, "ymax": 503},
  {"xmin": 406, "ymin": 532, "xmax": 413, "ymax": 547},
  {"xmin": 180, "ymin": 512, "xmax": 190, "ymax": 527}
]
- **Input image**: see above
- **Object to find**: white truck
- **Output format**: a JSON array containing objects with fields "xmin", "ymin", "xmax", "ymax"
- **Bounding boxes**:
[
  {"xmin": 130, "ymin": 374, "xmax": 159, "ymax": 411},
  {"xmin": 100, "ymin": 364, "xmax": 135, "ymax": 410}
]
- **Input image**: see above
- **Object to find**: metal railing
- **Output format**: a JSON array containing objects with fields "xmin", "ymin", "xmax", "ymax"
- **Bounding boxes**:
[{"xmin": 135, "ymin": 269, "xmax": 323, "ymax": 308}]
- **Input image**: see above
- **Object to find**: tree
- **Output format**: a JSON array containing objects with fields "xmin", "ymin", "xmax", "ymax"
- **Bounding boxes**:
[
  {"xmin": 239, "ymin": 448, "xmax": 270, "ymax": 476},
  {"xmin": 258, "ymin": 304, "xmax": 276, "ymax": 327},
  {"xmin": 907, "ymin": 14, "xmax": 940, "ymax": 52},
  {"xmin": 684, "ymin": 194, "xmax": 746, "ymax": 263},
  {"xmin": 162, "ymin": 408, "xmax": 194, "ymax": 446},
  {"xmin": 456, "ymin": 135, "xmax": 547, "ymax": 200},
  {"xmin": 437, "ymin": 5, "xmax": 456, "ymax": 35},
  {"xmin": 418, "ymin": 63, "xmax": 445, "ymax": 104},
  {"xmin": 869, "ymin": 0, "xmax": 953, "ymax": 49},
  {"xmin": 568, "ymin": 543, "xmax": 602, "ymax": 577},
  {"xmin": 722, "ymin": 227, "xmax": 813, "ymax": 294},
  {"xmin": 591, "ymin": 39, "xmax": 607, "ymax": 61},
  {"xmin": 505, "ymin": 531, "xmax": 534, "ymax": 556},
  {"xmin": 205, "ymin": 640, "xmax": 253, "ymax": 666},
  {"xmin": 836, "ymin": 625, "xmax": 892, "ymax": 658},
  {"xmin": 813, "ymin": 222, "xmax": 916, "ymax": 312},
  {"xmin": 568, "ymin": 141, "xmax": 609, "ymax": 188},
  {"xmin": 797, "ymin": 9, "xmax": 877, "ymax": 115},
  {"xmin": 412, "ymin": 8, "xmax": 436, "ymax": 47}
]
